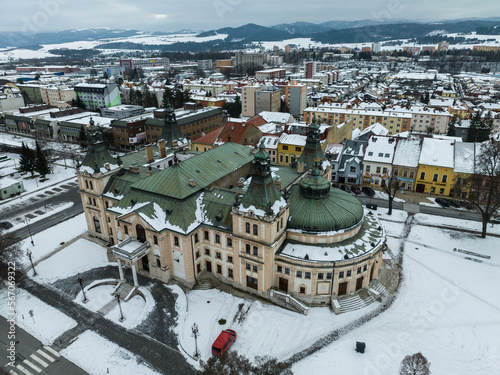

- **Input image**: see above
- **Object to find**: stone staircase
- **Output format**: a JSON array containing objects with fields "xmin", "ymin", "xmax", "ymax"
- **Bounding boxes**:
[
  {"xmin": 97, "ymin": 282, "xmax": 135, "ymax": 315},
  {"xmin": 193, "ymin": 273, "xmax": 223, "ymax": 290},
  {"xmin": 337, "ymin": 280, "xmax": 388, "ymax": 314}
]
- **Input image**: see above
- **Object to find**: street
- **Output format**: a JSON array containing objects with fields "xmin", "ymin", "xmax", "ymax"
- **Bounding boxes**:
[{"xmin": 0, "ymin": 316, "xmax": 89, "ymax": 375}]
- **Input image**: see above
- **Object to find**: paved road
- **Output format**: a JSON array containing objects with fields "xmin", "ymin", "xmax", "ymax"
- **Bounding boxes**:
[
  {"xmin": 0, "ymin": 316, "xmax": 89, "ymax": 375},
  {"xmin": 0, "ymin": 180, "xmax": 84, "ymax": 241},
  {"xmin": 20, "ymin": 270, "xmax": 196, "ymax": 375}
]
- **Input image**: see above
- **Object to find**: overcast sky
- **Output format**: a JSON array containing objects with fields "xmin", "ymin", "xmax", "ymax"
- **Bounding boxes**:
[{"xmin": 4, "ymin": 0, "xmax": 500, "ymax": 33}]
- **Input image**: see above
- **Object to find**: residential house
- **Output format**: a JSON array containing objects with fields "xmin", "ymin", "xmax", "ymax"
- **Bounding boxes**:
[
  {"xmin": 416, "ymin": 138, "xmax": 455, "ymax": 195},
  {"xmin": 361, "ymin": 136, "xmax": 398, "ymax": 187}
]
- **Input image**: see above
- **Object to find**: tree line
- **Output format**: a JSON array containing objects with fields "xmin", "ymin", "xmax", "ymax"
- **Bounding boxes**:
[{"xmin": 19, "ymin": 141, "xmax": 51, "ymax": 179}]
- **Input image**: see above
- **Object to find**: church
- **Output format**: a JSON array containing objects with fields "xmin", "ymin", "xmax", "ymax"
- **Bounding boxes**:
[{"xmin": 77, "ymin": 104, "xmax": 386, "ymax": 312}]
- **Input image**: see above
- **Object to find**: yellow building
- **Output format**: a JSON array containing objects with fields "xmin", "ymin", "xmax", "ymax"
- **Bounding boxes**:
[
  {"xmin": 415, "ymin": 138, "xmax": 455, "ymax": 196},
  {"xmin": 277, "ymin": 133, "xmax": 306, "ymax": 166}
]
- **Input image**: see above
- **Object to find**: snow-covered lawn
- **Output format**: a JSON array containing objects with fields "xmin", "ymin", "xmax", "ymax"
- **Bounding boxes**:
[
  {"xmin": 292, "ymin": 224, "xmax": 500, "ymax": 375},
  {"xmin": 374, "ymin": 209, "xmax": 408, "ymax": 223},
  {"xmin": 414, "ymin": 213, "xmax": 500, "ymax": 236},
  {"xmin": 74, "ymin": 282, "xmax": 156, "ymax": 329},
  {"xmin": 373, "ymin": 190, "xmax": 405, "ymax": 203},
  {"xmin": 0, "ymin": 289, "xmax": 77, "ymax": 345},
  {"xmin": 33, "ymin": 238, "xmax": 111, "ymax": 282},
  {"xmin": 170, "ymin": 286, "xmax": 379, "ymax": 368},
  {"xmin": 18, "ymin": 214, "xmax": 88, "ymax": 267},
  {"xmin": 61, "ymin": 330, "xmax": 161, "ymax": 375}
]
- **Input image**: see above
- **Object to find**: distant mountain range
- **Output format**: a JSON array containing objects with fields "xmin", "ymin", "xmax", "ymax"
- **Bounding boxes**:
[{"xmin": 1, "ymin": 18, "xmax": 500, "ymax": 52}]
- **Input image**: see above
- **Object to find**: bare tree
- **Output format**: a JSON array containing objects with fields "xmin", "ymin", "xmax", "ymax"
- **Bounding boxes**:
[
  {"xmin": 399, "ymin": 352, "xmax": 431, "ymax": 375},
  {"xmin": 454, "ymin": 142, "xmax": 500, "ymax": 238},
  {"xmin": 382, "ymin": 170, "xmax": 402, "ymax": 216}
]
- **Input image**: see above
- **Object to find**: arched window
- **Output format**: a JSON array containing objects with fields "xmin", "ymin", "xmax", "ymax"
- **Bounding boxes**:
[
  {"xmin": 93, "ymin": 216, "xmax": 101, "ymax": 234},
  {"xmin": 136, "ymin": 224, "xmax": 146, "ymax": 243}
]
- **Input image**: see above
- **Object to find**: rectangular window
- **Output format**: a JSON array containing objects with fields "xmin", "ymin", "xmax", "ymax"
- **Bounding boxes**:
[
  {"xmin": 347, "ymin": 270, "xmax": 352, "ymax": 277},
  {"xmin": 253, "ymin": 246, "xmax": 258, "ymax": 256},
  {"xmin": 296, "ymin": 270, "xmax": 303, "ymax": 278},
  {"xmin": 228, "ymin": 268, "xmax": 233, "ymax": 278},
  {"xmin": 363, "ymin": 264, "xmax": 368, "ymax": 271},
  {"xmin": 338, "ymin": 271, "xmax": 344, "ymax": 279},
  {"xmin": 153, "ymin": 235, "xmax": 158, "ymax": 245},
  {"xmin": 246, "ymin": 244, "xmax": 251, "ymax": 254},
  {"xmin": 442, "ymin": 175, "xmax": 448, "ymax": 183},
  {"xmin": 326, "ymin": 272, "xmax": 333, "ymax": 279},
  {"xmin": 246, "ymin": 263, "xmax": 251, "ymax": 270},
  {"xmin": 215, "ymin": 234, "xmax": 221, "ymax": 244},
  {"xmin": 357, "ymin": 267, "xmax": 362, "ymax": 274},
  {"xmin": 124, "ymin": 226, "xmax": 128, "ymax": 235},
  {"xmin": 246, "ymin": 222, "xmax": 251, "ymax": 233},
  {"xmin": 305, "ymin": 272, "xmax": 311, "ymax": 279},
  {"xmin": 227, "ymin": 237, "xmax": 232, "ymax": 247},
  {"xmin": 376, "ymin": 167, "xmax": 381, "ymax": 173},
  {"xmin": 383, "ymin": 167, "xmax": 388, "ymax": 174},
  {"xmin": 295, "ymin": 146, "xmax": 301, "ymax": 152},
  {"xmin": 196, "ymin": 251, "xmax": 200, "ymax": 259},
  {"xmin": 216, "ymin": 251, "xmax": 222, "ymax": 259},
  {"xmin": 252, "ymin": 265, "xmax": 258, "ymax": 273},
  {"xmin": 439, "ymin": 188, "xmax": 445, "ymax": 194},
  {"xmin": 285, "ymin": 267, "xmax": 290, "ymax": 275},
  {"xmin": 227, "ymin": 255, "xmax": 233, "ymax": 264},
  {"xmin": 277, "ymin": 265, "xmax": 283, "ymax": 273},
  {"xmin": 299, "ymin": 286, "xmax": 306, "ymax": 294},
  {"xmin": 420, "ymin": 172, "xmax": 425, "ymax": 180},
  {"xmin": 194, "ymin": 233, "xmax": 199, "ymax": 243},
  {"xmin": 205, "ymin": 248, "xmax": 210, "ymax": 256},
  {"xmin": 378, "ymin": 153, "xmax": 383, "ymax": 157},
  {"xmin": 283, "ymin": 145, "xmax": 288, "ymax": 150},
  {"xmin": 433, "ymin": 174, "xmax": 438, "ymax": 182},
  {"xmin": 317, "ymin": 273, "xmax": 324, "ymax": 280},
  {"xmin": 217, "ymin": 264, "xmax": 222, "ymax": 274},
  {"xmin": 350, "ymin": 166, "xmax": 356, "ymax": 172},
  {"xmin": 174, "ymin": 236, "xmax": 179, "ymax": 246},
  {"xmin": 204, "ymin": 231, "xmax": 209, "ymax": 240},
  {"xmin": 253, "ymin": 224, "xmax": 258, "ymax": 235},
  {"xmin": 366, "ymin": 166, "xmax": 371, "ymax": 172}
]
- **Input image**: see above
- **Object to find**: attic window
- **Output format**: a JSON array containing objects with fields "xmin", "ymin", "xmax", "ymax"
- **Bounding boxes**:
[
  {"xmin": 378, "ymin": 153, "xmax": 383, "ymax": 157},
  {"xmin": 384, "ymin": 153, "xmax": 390, "ymax": 158},
  {"xmin": 368, "ymin": 152, "xmax": 373, "ymax": 156}
]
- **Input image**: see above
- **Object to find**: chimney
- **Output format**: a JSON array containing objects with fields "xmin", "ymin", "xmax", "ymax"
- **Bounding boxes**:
[
  {"xmin": 189, "ymin": 179, "xmax": 196, "ymax": 187},
  {"xmin": 146, "ymin": 144, "xmax": 154, "ymax": 163},
  {"xmin": 274, "ymin": 177, "xmax": 282, "ymax": 190},
  {"xmin": 237, "ymin": 177, "xmax": 245, "ymax": 187},
  {"xmin": 104, "ymin": 163, "xmax": 110, "ymax": 171},
  {"xmin": 158, "ymin": 139, "xmax": 166, "ymax": 158}
]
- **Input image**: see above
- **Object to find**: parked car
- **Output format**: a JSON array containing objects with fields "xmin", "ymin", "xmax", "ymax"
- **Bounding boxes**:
[
  {"xmin": 446, "ymin": 199, "xmax": 461, "ymax": 208},
  {"xmin": 435, "ymin": 198, "xmax": 450, "ymax": 207},
  {"xmin": 459, "ymin": 201, "xmax": 474, "ymax": 210},
  {"xmin": 340, "ymin": 185, "xmax": 351, "ymax": 192},
  {"xmin": 361, "ymin": 186, "xmax": 375, "ymax": 197},
  {"xmin": 350, "ymin": 185, "xmax": 362, "ymax": 195},
  {"xmin": 490, "ymin": 216, "xmax": 500, "ymax": 224},
  {"xmin": 212, "ymin": 329, "xmax": 237, "ymax": 357},
  {"xmin": 0, "ymin": 221, "xmax": 13, "ymax": 230}
]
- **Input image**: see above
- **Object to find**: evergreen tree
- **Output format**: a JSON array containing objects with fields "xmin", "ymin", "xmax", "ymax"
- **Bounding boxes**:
[
  {"xmin": 128, "ymin": 89, "xmax": 136, "ymax": 105},
  {"xmin": 162, "ymin": 88, "xmax": 174, "ymax": 108},
  {"xmin": 467, "ymin": 111, "xmax": 492, "ymax": 143},
  {"xmin": 19, "ymin": 142, "xmax": 35, "ymax": 176},
  {"xmin": 447, "ymin": 117, "xmax": 457, "ymax": 136},
  {"xmin": 35, "ymin": 141, "xmax": 51, "ymax": 178},
  {"xmin": 79, "ymin": 125, "xmax": 87, "ymax": 149},
  {"xmin": 143, "ymin": 86, "xmax": 154, "ymax": 107}
]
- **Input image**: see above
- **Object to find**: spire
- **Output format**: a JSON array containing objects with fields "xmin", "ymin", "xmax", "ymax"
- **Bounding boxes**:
[
  {"xmin": 297, "ymin": 115, "xmax": 327, "ymax": 171},
  {"xmin": 160, "ymin": 101, "xmax": 183, "ymax": 147},
  {"xmin": 81, "ymin": 124, "xmax": 116, "ymax": 174},
  {"xmin": 238, "ymin": 140, "xmax": 285, "ymax": 218}
]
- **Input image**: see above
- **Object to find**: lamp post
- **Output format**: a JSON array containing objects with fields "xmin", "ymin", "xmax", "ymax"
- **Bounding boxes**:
[
  {"xmin": 116, "ymin": 294, "xmax": 124, "ymax": 322},
  {"xmin": 191, "ymin": 323, "xmax": 200, "ymax": 359},
  {"xmin": 76, "ymin": 273, "xmax": 88, "ymax": 303},
  {"xmin": 26, "ymin": 250, "xmax": 37, "ymax": 276},
  {"xmin": 25, "ymin": 219, "xmax": 34, "ymax": 246}
]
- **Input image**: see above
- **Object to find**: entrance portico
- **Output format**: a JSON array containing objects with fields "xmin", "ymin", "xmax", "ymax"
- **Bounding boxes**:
[{"xmin": 112, "ymin": 237, "xmax": 151, "ymax": 287}]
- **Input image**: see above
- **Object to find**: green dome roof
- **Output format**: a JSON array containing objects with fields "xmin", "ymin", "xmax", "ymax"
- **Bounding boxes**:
[
  {"xmin": 299, "ymin": 168, "xmax": 331, "ymax": 199},
  {"xmin": 288, "ymin": 186, "xmax": 363, "ymax": 232}
]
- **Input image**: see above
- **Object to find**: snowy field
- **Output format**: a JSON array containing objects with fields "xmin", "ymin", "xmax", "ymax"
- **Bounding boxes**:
[
  {"xmin": 61, "ymin": 330, "xmax": 161, "ymax": 375},
  {"xmin": 170, "ymin": 285, "xmax": 379, "ymax": 368},
  {"xmin": 0, "ymin": 289, "xmax": 77, "ymax": 345},
  {"xmin": 292, "ymin": 219, "xmax": 500, "ymax": 375},
  {"xmin": 18, "ymin": 214, "xmax": 88, "ymax": 266},
  {"xmin": 33, "ymin": 237, "xmax": 111, "ymax": 282}
]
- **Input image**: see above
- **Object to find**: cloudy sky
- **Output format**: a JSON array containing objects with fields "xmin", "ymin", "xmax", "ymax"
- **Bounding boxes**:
[{"xmin": 4, "ymin": 0, "xmax": 500, "ymax": 32}]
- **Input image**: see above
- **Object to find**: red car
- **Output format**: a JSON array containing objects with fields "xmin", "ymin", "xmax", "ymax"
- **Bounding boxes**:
[{"xmin": 212, "ymin": 329, "xmax": 237, "ymax": 357}]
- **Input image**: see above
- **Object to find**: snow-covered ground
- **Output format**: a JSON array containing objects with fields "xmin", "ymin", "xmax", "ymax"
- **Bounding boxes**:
[
  {"xmin": 61, "ymin": 330, "xmax": 161, "ymax": 375},
  {"xmin": 33, "ymin": 237, "xmax": 111, "ymax": 282},
  {"xmin": 419, "ymin": 196, "xmax": 441, "ymax": 207},
  {"xmin": 292, "ymin": 219, "xmax": 500, "ymax": 375},
  {"xmin": 0, "ymin": 289, "xmax": 77, "ymax": 345},
  {"xmin": 373, "ymin": 190, "xmax": 405, "ymax": 203},
  {"xmin": 7, "ymin": 201, "xmax": 73, "ymax": 231},
  {"xmin": 18, "ymin": 214, "xmax": 88, "ymax": 266},
  {"xmin": 170, "ymin": 285, "xmax": 379, "ymax": 368}
]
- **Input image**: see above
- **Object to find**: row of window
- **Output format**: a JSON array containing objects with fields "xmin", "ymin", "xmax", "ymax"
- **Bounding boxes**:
[
  {"xmin": 419, "ymin": 172, "xmax": 448, "ymax": 183},
  {"xmin": 281, "ymin": 145, "xmax": 302, "ymax": 152},
  {"xmin": 84, "ymin": 179, "xmax": 94, "ymax": 190},
  {"xmin": 194, "ymin": 231, "xmax": 233, "ymax": 246},
  {"xmin": 277, "ymin": 264, "xmax": 368, "ymax": 279}
]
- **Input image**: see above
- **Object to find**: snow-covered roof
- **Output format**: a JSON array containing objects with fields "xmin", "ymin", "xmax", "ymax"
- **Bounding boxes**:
[
  {"xmin": 278, "ymin": 133, "xmax": 306, "ymax": 146},
  {"xmin": 261, "ymin": 135, "xmax": 279, "ymax": 150},
  {"xmin": 419, "ymin": 138, "xmax": 455, "ymax": 168},
  {"xmin": 364, "ymin": 136, "xmax": 397, "ymax": 163},
  {"xmin": 359, "ymin": 123, "xmax": 388, "ymax": 137},
  {"xmin": 258, "ymin": 111, "xmax": 293, "ymax": 124},
  {"xmin": 393, "ymin": 138, "xmax": 421, "ymax": 167},
  {"xmin": 454, "ymin": 142, "xmax": 476, "ymax": 174}
]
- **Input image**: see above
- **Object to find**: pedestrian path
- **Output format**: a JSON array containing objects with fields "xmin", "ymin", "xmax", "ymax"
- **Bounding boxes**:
[{"xmin": 8, "ymin": 346, "xmax": 60, "ymax": 375}]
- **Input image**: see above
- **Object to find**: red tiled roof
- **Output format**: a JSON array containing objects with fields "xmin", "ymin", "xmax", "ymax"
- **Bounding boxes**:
[{"xmin": 194, "ymin": 121, "xmax": 261, "ymax": 146}]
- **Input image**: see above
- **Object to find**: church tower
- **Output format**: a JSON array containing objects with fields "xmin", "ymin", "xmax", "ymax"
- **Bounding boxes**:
[
  {"xmin": 159, "ymin": 102, "xmax": 184, "ymax": 147},
  {"xmin": 297, "ymin": 115, "xmax": 331, "ymax": 179}
]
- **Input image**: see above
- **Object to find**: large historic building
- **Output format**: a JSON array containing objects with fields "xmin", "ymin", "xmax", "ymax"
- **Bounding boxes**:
[{"xmin": 77, "ymin": 113, "xmax": 386, "ymax": 310}]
